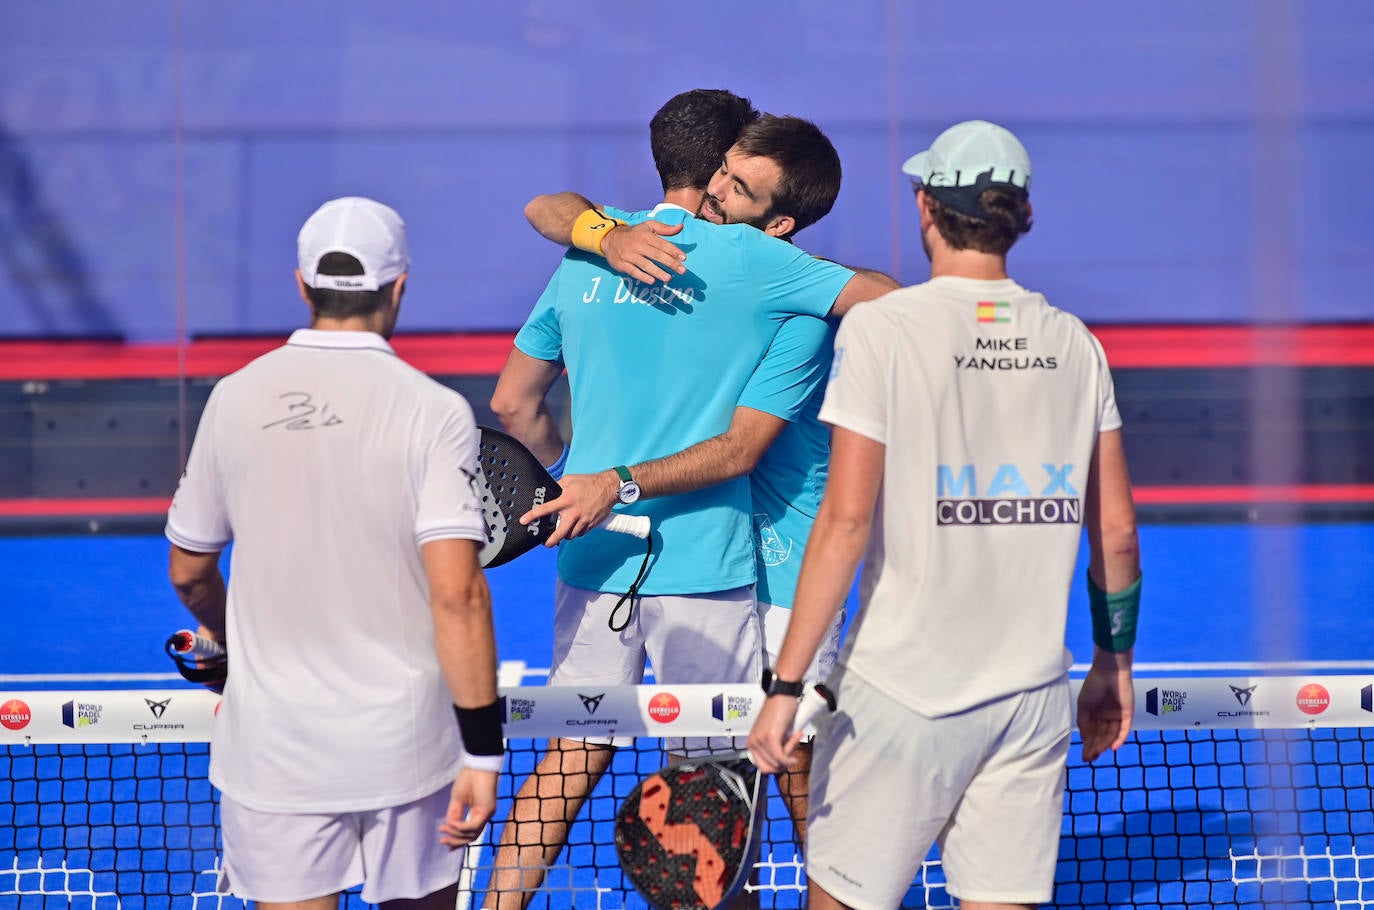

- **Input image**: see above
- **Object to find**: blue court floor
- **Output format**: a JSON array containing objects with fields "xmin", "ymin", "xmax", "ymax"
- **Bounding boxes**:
[{"xmin": 2, "ymin": 523, "xmax": 1373, "ymax": 681}]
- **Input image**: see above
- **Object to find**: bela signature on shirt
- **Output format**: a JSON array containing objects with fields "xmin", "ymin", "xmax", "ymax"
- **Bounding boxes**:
[{"xmin": 261, "ymin": 392, "xmax": 343, "ymax": 430}]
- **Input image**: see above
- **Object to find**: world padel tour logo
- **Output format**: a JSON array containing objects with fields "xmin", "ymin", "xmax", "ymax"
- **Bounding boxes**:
[
  {"xmin": 62, "ymin": 700, "xmax": 103, "ymax": 729},
  {"xmin": 502, "ymin": 696, "xmax": 535, "ymax": 723},
  {"xmin": 1295, "ymin": 683, "xmax": 1330, "ymax": 716},
  {"xmin": 1145, "ymin": 687, "xmax": 1186, "ymax": 716},
  {"xmin": 0, "ymin": 698, "xmax": 32, "ymax": 731},
  {"xmin": 647, "ymin": 693, "xmax": 681, "ymax": 724},
  {"xmin": 1363, "ymin": 684, "xmax": 1373, "ymax": 713},
  {"xmin": 711, "ymin": 693, "xmax": 753, "ymax": 722}
]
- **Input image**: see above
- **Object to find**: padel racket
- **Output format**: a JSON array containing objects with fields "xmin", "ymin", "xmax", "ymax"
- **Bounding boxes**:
[
  {"xmin": 614, "ymin": 683, "xmax": 837, "ymax": 910},
  {"xmin": 165, "ymin": 629, "xmax": 228, "ymax": 687},
  {"xmin": 476, "ymin": 426, "xmax": 651, "ymax": 568}
]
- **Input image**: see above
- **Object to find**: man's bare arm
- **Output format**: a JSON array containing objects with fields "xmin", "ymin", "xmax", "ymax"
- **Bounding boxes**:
[
  {"xmin": 520, "ymin": 406, "xmax": 788, "ymax": 545},
  {"xmin": 524, "ymin": 192, "xmax": 598, "ymax": 245},
  {"xmin": 423, "ymin": 538, "xmax": 501, "ymax": 847},
  {"xmin": 524, "ymin": 192, "xmax": 686, "ymax": 284},
  {"xmin": 1078, "ymin": 428, "xmax": 1141, "ymax": 762},
  {"xmin": 489, "ymin": 349, "xmax": 566, "ymax": 466},
  {"xmin": 829, "ymin": 270, "xmax": 901, "ymax": 317},
  {"xmin": 747, "ymin": 426, "xmax": 883, "ymax": 772},
  {"xmin": 168, "ymin": 545, "xmax": 226, "ymax": 641}
]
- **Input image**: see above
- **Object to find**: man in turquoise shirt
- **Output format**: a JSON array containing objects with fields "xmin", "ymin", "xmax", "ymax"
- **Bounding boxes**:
[{"xmin": 486, "ymin": 93, "xmax": 891, "ymax": 906}]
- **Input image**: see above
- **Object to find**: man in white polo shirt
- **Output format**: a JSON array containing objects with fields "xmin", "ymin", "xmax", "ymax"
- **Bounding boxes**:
[
  {"xmin": 748, "ymin": 121, "xmax": 1142, "ymax": 910},
  {"xmin": 165, "ymin": 196, "xmax": 504, "ymax": 910}
]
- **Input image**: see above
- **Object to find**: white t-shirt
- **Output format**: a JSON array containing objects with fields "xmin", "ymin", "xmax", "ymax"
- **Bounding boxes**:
[
  {"xmin": 166, "ymin": 329, "xmax": 487, "ymax": 813},
  {"xmin": 821, "ymin": 277, "xmax": 1121, "ymax": 717}
]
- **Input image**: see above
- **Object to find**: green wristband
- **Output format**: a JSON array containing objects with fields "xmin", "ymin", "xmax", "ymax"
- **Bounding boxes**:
[{"xmin": 1088, "ymin": 571, "xmax": 1141, "ymax": 652}]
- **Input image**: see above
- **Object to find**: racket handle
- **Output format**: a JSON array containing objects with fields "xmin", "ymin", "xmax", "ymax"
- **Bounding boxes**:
[
  {"xmin": 596, "ymin": 513, "xmax": 652, "ymax": 540},
  {"xmin": 169, "ymin": 629, "xmax": 226, "ymax": 660},
  {"xmin": 791, "ymin": 682, "xmax": 837, "ymax": 734}
]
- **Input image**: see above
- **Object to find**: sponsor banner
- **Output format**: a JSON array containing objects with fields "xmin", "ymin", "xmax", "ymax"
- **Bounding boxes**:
[
  {"xmin": 497, "ymin": 685, "xmax": 763, "ymax": 738},
  {"xmin": 0, "ymin": 690, "xmax": 220, "ymax": 745},
  {"xmin": 1099, "ymin": 677, "xmax": 1374, "ymax": 731},
  {"xmin": 5, "ymin": 679, "xmax": 1371, "ymax": 744}
]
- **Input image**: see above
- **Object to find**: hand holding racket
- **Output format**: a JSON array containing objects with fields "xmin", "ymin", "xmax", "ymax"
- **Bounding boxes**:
[
  {"xmin": 614, "ymin": 683, "xmax": 836, "ymax": 910},
  {"xmin": 165, "ymin": 628, "xmax": 228, "ymax": 692},
  {"xmin": 476, "ymin": 427, "xmax": 650, "ymax": 568}
]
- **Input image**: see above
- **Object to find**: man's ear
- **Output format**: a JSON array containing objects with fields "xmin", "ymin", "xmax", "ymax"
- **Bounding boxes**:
[
  {"xmin": 764, "ymin": 213, "xmax": 796, "ymax": 239},
  {"xmin": 915, "ymin": 187, "xmax": 934, "ymax": 231},
  {"xmin": 391, "ymin": 273, "xmax": 408, "ymax": 307},
  {"xmin": 295, "ymin": 269, "xmax": 313, "ymax": 307}
]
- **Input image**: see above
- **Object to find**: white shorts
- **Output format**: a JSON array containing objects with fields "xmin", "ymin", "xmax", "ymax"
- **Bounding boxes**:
[
  {"xmin": 758, "ymin": 600, "xmax": 843, "ymax": 682},
  {"xmin": 219, "ymin": 785, "xmax": 464, "ymax": 904},
  {"xmin": 549, "ymin": 581, "xmax": 762, "ymax": 687},
  {"xmin": 806, "ymin": 667, "xmax": 1071, "ymax": 910}
]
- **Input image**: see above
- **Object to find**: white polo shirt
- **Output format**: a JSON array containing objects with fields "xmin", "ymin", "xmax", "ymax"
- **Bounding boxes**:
[
  {"xmin": 166, "ymin": 329, "xmax": 487, "ymax": 813},
  {"xmin": 821, "ymin": 277, "xmax": 1121, "ymax": 717}
]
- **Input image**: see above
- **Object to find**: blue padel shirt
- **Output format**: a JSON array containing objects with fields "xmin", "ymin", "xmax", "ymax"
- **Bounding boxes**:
[
  {"xmin": 738, "ymin": 318, "xmax": 837, "ymax": 609},
  {"xmin": 515, "ymin": 205, "xmax": 852, "ymax": 594}
]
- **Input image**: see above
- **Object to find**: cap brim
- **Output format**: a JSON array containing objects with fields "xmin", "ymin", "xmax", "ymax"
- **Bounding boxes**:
[{"xmin": 901, "ymin": 150, "xmax": 930, "ymax": 180}]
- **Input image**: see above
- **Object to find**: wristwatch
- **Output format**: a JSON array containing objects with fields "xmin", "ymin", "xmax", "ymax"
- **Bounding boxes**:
[
  {"xmin": 761, "ymin": 666, "xmax": 805, "ymax": 698},
  {"xmin": 613, "ymin": 465, "xmax": 641, "ymax": 504}
]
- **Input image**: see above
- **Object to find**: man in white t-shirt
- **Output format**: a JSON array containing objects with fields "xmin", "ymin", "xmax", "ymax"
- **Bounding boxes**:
[
  {"xmin": 747, "ymin": 121, "xmax": 1142, "ymax": 910},
  {"xmin": 165, "ymin": 197, "xmax": 505, "ymax": 910}
]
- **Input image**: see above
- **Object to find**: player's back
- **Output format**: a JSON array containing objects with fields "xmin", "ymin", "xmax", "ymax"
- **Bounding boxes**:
[
  {"xmin": 828, "ymin": 276, "xmax": 1119, "ymax": 716},
  {"xmin": 517, "ymin": 207, "xmax": 850, "ymax": 595},
  {"xmin": 179, "ymin": 329, "xmax": 478, "ymax": 811}
]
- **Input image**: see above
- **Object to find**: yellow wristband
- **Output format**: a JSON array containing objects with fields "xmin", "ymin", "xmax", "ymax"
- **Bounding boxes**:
[{"xmin": 570, "ymin": 208, "xmax": 624, "ymax": 256}]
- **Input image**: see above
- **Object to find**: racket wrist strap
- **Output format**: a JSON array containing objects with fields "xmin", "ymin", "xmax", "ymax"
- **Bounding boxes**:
[
  {"xmin": 1087, "ymin": 571, "xmax": 1141, "ymax": 652},
  {"xmin": 454, "ymin": 699, "xmax": 505, "ymax": 759},
  {"xmin": 571, "ymin": 208, "xmax": 624, "ymax": 256},
  {"xmin": 544, "ymin": 441, "xmax": 570, "ymax": 481}
]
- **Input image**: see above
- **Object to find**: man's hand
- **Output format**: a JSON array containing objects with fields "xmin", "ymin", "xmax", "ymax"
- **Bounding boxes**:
[
  {"xmin": 602, "ymin": 221, "xmax": 686, "ymax": 284},
  {"xmin": 438, "ymin": 768, "xmax": 499, "ymax": 849},
  {"xmin": 1076, "ymin": 650, "xmax": 1134, "ymax": 762},
  {"xmin": 519, "ymin": 471, "xmax": 620, "ymax": 546},
  {"xmin": 746, "ymin": 694, "xmax": 804, "ymax": 774}
]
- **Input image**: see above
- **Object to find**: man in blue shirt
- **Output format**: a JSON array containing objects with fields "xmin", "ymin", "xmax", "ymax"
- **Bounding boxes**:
[{"xmin": 486, "ymin": 93, "xmax": 892, "ymax": 906}]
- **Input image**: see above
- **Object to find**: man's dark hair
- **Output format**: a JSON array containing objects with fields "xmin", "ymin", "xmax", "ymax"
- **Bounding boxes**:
[
  {"xmin": 927, "ymin": 187, "xmax": 1032, "ymax": 255},
  {"xmin": 303, "ymin": 252, "xmax": 397, "ymax": 318},
  {"xmin": 649, "ymin": 89, "xmax": 759, "ymax": 192},
  {"xmin": 732, "ymin": 115, "xmax": 842, "ymax": 239}
]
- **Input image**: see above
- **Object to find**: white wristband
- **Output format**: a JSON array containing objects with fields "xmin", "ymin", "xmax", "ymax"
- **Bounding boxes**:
[{"xmin": 463, "ymin": 752, "xmax": 505, "ymax": 774}]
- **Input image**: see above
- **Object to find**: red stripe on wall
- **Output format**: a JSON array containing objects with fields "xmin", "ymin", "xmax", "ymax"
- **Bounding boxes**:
[
  {"xmin": 0, "ymin": 325, "xmax": 1370, "ymax": 381},
  {"xmin": 3, "ymin": 485, "xmax": 1372, "ymax": 519},
  {"xmin": 1090, "ymin": 325, "xmax": 1374, "ymax": 368},
  {"xmin": 1132, "ymin": 485, "xmax": 1374, "ymax": 505},
  {"xmin": 0, "ymin": 333, "xmax": 517, "ymax": 380}
]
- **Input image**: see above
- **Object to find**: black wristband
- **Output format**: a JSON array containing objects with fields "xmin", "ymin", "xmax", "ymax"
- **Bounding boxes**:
[
  {"xmin": 761, "ymin": 667, "xmax": 805, "ymax": 698},
  {"xmin": 453, "ymin": 699, "xmax": 505, "ymax": 757}
]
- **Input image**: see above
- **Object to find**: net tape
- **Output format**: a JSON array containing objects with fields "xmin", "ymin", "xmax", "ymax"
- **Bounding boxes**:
[{"xmin": 2, "ymin": 677, "xmax": 1373, "ymax": 909}]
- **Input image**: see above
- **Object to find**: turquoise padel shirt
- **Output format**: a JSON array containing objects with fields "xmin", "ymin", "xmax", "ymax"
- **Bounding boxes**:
[
  {"xmin": 738, "ymin": 318, "xmax": 837, "ymax": 609},
  {"xmin": 515, "ymin": 205, "xmax": 852, "ymax": 594}
]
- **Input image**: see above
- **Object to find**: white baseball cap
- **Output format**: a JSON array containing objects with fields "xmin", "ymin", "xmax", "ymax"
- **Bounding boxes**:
[
  {"xmin": 901, "ymin": 120, "xmax": 1031, "ymax": 221},
  {"xmin": 297, "ymin": 196, "xmax": 410, "ymax": 291}
]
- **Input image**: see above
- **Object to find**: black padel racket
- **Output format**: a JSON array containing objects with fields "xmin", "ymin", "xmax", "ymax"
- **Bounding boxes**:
[
  {"xmin": 614, "ymin": 683, "xmax": 837, "ymax": 910},
  {"xmin": 477, "ymin": 426, "xmax": 651, "ymax": 568}
]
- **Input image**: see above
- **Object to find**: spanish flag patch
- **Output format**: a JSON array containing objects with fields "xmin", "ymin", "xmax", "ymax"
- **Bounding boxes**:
[{"xmin": 976, "ymin": 301, "xmax": 1011, "ymax": 324}]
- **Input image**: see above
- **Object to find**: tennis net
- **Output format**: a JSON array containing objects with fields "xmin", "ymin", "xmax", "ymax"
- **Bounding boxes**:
[{"xmin": 2, "ymin": 677, "xmax": 1372, "ymax": 909}]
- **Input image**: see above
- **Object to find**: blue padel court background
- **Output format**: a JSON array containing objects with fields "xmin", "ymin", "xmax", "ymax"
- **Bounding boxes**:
[{"xmin": 3, "ymin": 524, "xmax": 1374, "ymax": 681}]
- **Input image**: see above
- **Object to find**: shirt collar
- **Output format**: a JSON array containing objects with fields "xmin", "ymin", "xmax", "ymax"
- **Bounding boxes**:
[
  {"xmin": 648, "ymin": 202, "xmax": 693, "ymax": 218},
  {"xmin": 286, "ymin": 328, "xmax": 396, "ymax": 354}
]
